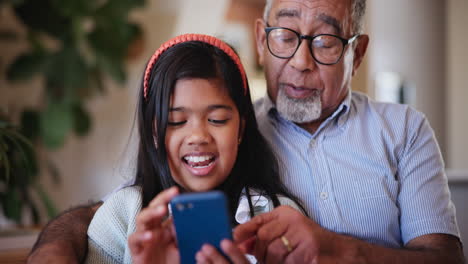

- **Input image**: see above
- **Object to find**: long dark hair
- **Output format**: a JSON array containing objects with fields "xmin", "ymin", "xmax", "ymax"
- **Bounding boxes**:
[{"xmin": 134, "ymin": 40, "xmax": 305, "ymax": 223}]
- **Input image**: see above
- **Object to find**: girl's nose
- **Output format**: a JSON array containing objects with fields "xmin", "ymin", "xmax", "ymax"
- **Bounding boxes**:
[{"xmin": 187, "ymin": 124, "xmax": 211, "ymax": 146}]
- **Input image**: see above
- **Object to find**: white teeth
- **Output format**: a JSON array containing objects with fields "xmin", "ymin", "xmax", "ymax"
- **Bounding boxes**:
[{"xmin": 184, "ymin": 155, "xmax": 212, "ymax": 163}]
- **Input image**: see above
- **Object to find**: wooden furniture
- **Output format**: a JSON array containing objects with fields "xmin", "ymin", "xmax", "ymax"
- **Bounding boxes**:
[{"xmin": 0, "ymin": 229, "xmax": 38, "ymax": 264}]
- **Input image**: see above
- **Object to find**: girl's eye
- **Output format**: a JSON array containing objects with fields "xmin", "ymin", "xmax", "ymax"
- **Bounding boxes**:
[
  {"xmin": 208, "ymin": 119, "xmax": 229, "ymax": 125},
  {"xmin": 168, "ymin": 120, "xmax": 187, "ymax": 126}
]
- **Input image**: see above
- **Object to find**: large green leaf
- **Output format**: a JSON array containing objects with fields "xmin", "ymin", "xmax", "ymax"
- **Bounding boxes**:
[
  {"xmin": 44, "ymin": 46, "xmax": 89, "ymax": 100},
  {"xmin": 50, "ymin": 0, "xmax": 94, "ymax": 18},
  {"xmin": 88, "ymin": 24, "xmax": 128, "ymax": 59},
  {"xmin": 0, "ymin": 124, "xmax": 35, "ymax": 183},
  {"xmin": 6, "ymin": 0, "xmax": 25, "ymax": 6},
  {"xmin": 35, "ymin": 183, "xmax": 57, "ymax": 218},
  {"xmin": 72, "ymin": 103, "xmax": 91, "ymax": 137},
  {"xmin": 0, "ymin": 140, "xmax": 11, "ymax": 183},
  {"xmin": 95, "ymin": 54, "xmax": 126, "ymax": 84},
  {"xmin": 88, "ymin": 20, "xmax": 141, "ymax": 58},
  {"xmin": 6, "ymin": 51, "xmax": 46, "ymax": 81},
  {"xmin": 20, "ymin": 109, "xmax": 40, "ymax": 142},
  {"xmin": 15, "ymin": 133, "xmax": 38, "ymax": 180},
  {"xmin": 94, "ymin": 0, "xmax": 144, "ymax": 21},
  {"xmin": 14, "ymin": 0, "xmax": 70, "ymax": 38},
  {"xmin": 2, "ymin": 188, "xmax": 21, "ymax": 222},
  {"xmin": 40, "ymin": 102, "xmax": 74, "ymax": 149},
  {"xmin": 87, "ymin": 68, "xmax": 105, "ymax": 96}
]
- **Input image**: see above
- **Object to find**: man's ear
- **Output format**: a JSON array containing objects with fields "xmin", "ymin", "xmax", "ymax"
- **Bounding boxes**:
[
  {"xmin": 255, "ymin": 19, "xmax": 267, "ymax": 66},
  {"xmin": 352, "ymin": 34, "xmax": 369, "ymax": 76}
]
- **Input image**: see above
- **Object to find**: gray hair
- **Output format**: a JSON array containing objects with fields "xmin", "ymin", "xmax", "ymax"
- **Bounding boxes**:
[{"xmin": 263, "ymin": 0, "xmax": 366, "ymax": 34}]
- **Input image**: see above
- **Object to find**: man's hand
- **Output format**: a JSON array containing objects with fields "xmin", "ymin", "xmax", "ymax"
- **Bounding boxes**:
[
  {"xmin": 234, "ymin": 206, "xmax": 465, "ymax": 264},
  {"xmin": 129, "ymin": 187, "xmax": 180, "ymax": 264},
  {"xmin": 234, "ymin": 205, "xmax": 331, "ymax": 263},
  {"xmin": 27, "ymin": 202, "xmax": 102, "ymax": 264}
]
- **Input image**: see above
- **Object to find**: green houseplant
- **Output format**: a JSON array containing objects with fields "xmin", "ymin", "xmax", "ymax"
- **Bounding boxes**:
[
  {"xmin": 0, "ymin": 116, "xmax": 53, "ymax": 224},
  {"xmin": 0, "ymin": 0, "xmax": 144, "ymax": 225}
]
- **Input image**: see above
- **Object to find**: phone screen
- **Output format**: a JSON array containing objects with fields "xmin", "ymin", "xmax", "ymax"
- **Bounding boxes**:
[{"xmin": 170, "ymin": 191, "xmax": 233, "ymax": 264}]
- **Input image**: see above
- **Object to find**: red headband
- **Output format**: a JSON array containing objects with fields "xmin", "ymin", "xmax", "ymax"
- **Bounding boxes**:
[{"xmin": 143, "ymin": 33, "xmax": 248, "ymax": 100}]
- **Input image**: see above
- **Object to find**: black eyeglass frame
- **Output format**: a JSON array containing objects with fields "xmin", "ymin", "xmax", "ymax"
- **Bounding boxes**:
[{"xmin": 264, "ymin": 26, "xmax": 360, "ymax": 65}]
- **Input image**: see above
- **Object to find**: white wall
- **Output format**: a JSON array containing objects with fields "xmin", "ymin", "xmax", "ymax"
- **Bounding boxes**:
[
  {"xmin": 367, "ymin": 0, "xmax": 468, "ymax": 173},
  {"xmin": 446, "ymin": 0, "xmax": 468, "ymax": 170},
  {"xmin": 367, "ymin": 0, "xmax": 447, "ymax": 156}
]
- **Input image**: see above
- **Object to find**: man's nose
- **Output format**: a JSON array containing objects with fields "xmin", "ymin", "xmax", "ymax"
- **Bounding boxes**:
[{"xmin": 289, "ymin": 40, "xmax": 317, "ymax": 72}]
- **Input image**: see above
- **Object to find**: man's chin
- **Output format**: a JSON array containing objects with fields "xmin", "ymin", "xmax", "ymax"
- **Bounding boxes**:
[
  {"xmin": 276, "ymin": 95, "xmax": 322, "ymax": 123},
  {"xmin": 281, "ymin": 112, "xmax": 321, "ymax": 124}
]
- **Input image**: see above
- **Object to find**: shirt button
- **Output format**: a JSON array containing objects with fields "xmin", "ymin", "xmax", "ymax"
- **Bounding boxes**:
[
  {"xmin": 310, "ymin": 139, "xmax": 317, "ymax": 148},
  {"xmin": 320, "ymin": 192, "xmax": 328, "ymax": 200}
]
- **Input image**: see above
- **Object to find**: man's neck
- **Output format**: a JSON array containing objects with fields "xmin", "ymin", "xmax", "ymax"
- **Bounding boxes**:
[
  {"xmin": 297, "ymin": 119, "xmax": 324, "ymax": 135},
  {"xmin": 296, "ymin": 92, "xmax": 350, "ymax": 134}
]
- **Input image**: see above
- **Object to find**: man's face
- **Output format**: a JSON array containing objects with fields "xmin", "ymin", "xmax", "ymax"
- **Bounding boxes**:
[{"xmin": 255, "ymin": 0, "xmax": 368, "ymax": 130}]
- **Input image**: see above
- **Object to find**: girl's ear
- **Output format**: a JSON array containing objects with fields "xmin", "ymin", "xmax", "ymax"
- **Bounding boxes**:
[{"xmin": 238, "ymin": 118, "xmax": 246, "ymax": 145}]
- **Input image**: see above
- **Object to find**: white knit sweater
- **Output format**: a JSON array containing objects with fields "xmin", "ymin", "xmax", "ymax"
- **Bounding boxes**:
[{"xmin": 85, "ymin": 186, "xmax": 301, "ymax": 264}]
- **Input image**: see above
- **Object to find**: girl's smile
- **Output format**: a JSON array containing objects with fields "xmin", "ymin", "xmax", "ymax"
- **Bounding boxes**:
[{"xmin": 182, "ymin": 152, "xmax": 217, "ymax": 176}]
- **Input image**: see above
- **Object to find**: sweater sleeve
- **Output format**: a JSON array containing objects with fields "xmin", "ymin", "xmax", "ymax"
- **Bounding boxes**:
[{"xmin": 85, "ymin": 186, "xmax": 142, "ymax": 264}]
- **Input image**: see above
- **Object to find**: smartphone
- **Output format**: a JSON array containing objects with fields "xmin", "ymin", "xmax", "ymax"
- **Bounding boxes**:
[{"xmin": 170, "ymin": 191, "xmax": 233, "ymax": 264}]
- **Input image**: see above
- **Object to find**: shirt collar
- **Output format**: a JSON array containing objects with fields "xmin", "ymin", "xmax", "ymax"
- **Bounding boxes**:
[
  {"xmin": 261, "ymin": 93, "xmax": 276, "ymax": 117},
  {"xmin": 333, "ymin": 89, "xmax": 352, "ymax": 130}
]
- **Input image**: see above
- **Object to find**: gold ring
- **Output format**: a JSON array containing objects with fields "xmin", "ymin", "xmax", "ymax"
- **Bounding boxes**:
[{"xmin": 281, "ymin": 235, "xmax": 293, "ymax": 253}]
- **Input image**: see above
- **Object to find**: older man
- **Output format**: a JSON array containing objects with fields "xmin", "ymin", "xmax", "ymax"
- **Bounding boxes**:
[{"xmin": 28, "ymin": 0, "xmax": 463, "ymax": 263}]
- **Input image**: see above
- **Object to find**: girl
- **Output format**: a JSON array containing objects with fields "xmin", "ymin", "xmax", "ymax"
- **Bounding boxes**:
[{"xmin": 85, "ymin": 34, "xmax": 305, "ymax": 264}]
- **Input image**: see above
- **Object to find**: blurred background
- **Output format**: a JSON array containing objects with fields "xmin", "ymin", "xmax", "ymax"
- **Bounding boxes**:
[{"xmin": 0, "ymin": 0, "xmax": 467, "ymax": 259}]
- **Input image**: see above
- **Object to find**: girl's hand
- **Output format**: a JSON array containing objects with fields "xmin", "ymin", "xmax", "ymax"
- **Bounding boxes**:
[
  {"xmin": 129, "ymin": 187, "xmax": 180, "ymax": 264},
  {"xmin": 195, "ymin": 239, "xmax": 250, "ymax": 264}
]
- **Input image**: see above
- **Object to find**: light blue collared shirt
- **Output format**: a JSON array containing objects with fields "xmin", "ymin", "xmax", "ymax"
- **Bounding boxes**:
[{"xmin": 254, "ymin": 91, "xmax": 459, "ymax": 247}]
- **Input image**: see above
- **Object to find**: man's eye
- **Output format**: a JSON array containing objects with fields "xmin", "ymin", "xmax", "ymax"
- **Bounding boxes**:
[
  {"xmin": 280, "ymin": 37, "xmax": 295, "ymax": 43},
  {"xmin": 168, "ymin": 120, "xmax": 186, "ymax": 126},
  {"xmin": 208, "ymin": 119, "xmax": 229, "ymax": 125}
]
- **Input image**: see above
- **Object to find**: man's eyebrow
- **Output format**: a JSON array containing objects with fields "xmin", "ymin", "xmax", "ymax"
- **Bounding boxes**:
[
  {"xmin": 274, "ymin": 9, "xmax": 342, "ymax": 35},
  {"xmin": 275, "ymin": 8, "xmax": 300, "ymax": 20},
  {"xmin": 317, "ymin": 13, "xmax": 342, "ymax": 35}
]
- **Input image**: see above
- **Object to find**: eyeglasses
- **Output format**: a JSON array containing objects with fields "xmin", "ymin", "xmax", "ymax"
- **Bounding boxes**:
[{"xmin": 265, "ymin": 26, "xmax": 360, "ymax": 65}]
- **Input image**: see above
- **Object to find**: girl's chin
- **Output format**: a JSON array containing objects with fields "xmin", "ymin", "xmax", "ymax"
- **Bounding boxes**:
[{"xmin": 185, "ymin": 185, "xmax": 215, "ymax": 193}]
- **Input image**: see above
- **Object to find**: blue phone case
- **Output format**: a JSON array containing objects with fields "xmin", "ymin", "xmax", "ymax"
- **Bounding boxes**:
[{"xmin": 170, "ymin": 191, "xmax": 233, "ymax": 264}]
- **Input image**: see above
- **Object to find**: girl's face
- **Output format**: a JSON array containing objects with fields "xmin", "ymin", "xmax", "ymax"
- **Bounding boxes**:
[{"xmin": 164, "ymin": 78, "xmax": 242, "ymax": 192}]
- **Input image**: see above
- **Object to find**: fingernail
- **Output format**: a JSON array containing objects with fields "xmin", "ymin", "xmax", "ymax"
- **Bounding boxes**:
[
  {"xmin": 156, "ymin": 205, "xmax": 165, "ymax": 214},
  {"xmin": 143, "ymin": 231, "xmax": 152, "ymax": 240},
  {"xmin": 221, "ymin": 239, "xmax": 230, "ymax": 247}
]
